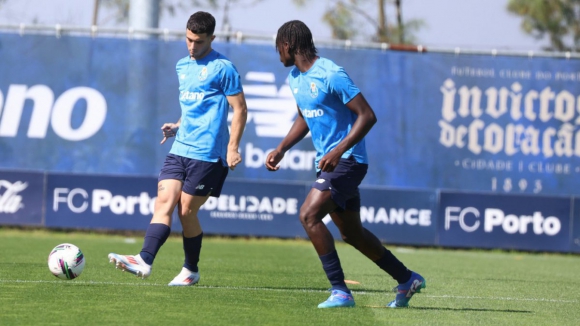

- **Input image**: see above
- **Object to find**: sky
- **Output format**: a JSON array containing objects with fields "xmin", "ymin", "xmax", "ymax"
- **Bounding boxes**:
[{"xmin": 0, "ymin": 0, "xmax": 549, "ymax": 51}]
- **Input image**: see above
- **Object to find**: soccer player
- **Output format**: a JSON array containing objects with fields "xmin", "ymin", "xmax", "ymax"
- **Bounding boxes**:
[
  {"xmin": 265, "ymin": 20, "xmax": 425, "ymax": 308},
  {"xmin": 108, "ymin": 11, "xmax": 247, "ymax": 286}
]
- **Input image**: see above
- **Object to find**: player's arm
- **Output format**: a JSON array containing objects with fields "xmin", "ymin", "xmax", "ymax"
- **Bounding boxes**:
[
  {"xmin": 319, "ymin": 93, "xmax": 376, "ymax": 171},
  {"xmin": 160, "ymin": 118, "xmax": 181, "ymax": 144},
  {"xmin": 337, "ymin": 93, "xmax": 377, "ymax": 151},
  {"xmin": 265, "ymin": 106, "xmax": 310, "ymax": 171},
  {"xmin": 226, "ymin": 92, "xmax": 248, "ymax": 170}
]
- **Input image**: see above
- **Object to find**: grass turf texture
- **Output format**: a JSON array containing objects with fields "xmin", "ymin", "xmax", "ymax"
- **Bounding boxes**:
[{"xmin": 0, "ymin": 228, "xmax": 578, "ymax": 325}]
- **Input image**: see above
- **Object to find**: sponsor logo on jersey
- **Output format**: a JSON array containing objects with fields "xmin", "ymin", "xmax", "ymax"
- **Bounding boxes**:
[
  {"xmin": 180, "ymin": 91, "xmax": 205, "ymax": 100},
  {"xmin": 301, "ymin": 108, "xmax": 324, "ymax": 118}
]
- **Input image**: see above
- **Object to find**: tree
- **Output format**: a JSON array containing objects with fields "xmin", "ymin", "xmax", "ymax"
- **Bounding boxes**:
[
  {"xmin": 507, "ymin": 0, "xmax": 580, "ymax": 51},
  {"xmin": 96, "ymin": 0, "xmax": 423, "ymax": 44},
  {"xmin": 293, "ymin": 0, "xmax": 424, "ymax": 44},
  {"xmin": 97, "ymin": 0, "xmax": 264, "ymax": 30}
]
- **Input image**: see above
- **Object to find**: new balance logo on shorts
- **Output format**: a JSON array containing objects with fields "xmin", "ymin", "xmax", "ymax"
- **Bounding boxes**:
[{"xmin": 196, "ymin": 184, "xmax": 205, "ymax": 190}]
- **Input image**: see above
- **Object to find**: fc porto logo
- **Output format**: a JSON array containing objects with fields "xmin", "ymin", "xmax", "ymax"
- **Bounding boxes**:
[
  {"xmin": 198, "ymin": 67, "xmax": 208, "ymax": 81},
  {"xmin": 310, "ymin": 82, "xmax": 319, "ymax": 98}
]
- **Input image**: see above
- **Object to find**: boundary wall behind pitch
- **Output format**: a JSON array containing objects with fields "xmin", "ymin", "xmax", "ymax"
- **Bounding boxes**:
[
  {"xmin": 2, "ymin": 32, "xmax": 580, "ymax": 253},
  {"xmin": 2, "ymin": 33, "xmax": 580, "ymax": 197},
  {"xmin": 1, "ymin": 170, "xmax": 578, "ymax": 253}
]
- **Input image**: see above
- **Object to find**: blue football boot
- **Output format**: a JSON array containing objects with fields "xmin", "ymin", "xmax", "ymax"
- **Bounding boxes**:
[
  {"xmin": 387, "ymin": 271, "xmax": 426, "ymax": 308},
  {"xmin": 318, "ymin": 289, "xmax": 356, "ymax": 308}
]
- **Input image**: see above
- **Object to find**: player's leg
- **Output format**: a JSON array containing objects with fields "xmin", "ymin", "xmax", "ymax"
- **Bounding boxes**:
[
  {"xmin": 330, "ymin": 208, "xmax": 411, "ymax": 279},
  {"xmin": 300, "ymin": 188, "xmax": 338, "ymax": 256},
  {"xmin": 108, "ymin": 178, "xmax": 182, "ymax": 278},
  {"xmin": 168, "ymin": 158, "xmax": 229, "ymax": 286},
  {"xmin": 167, "ymin": 193, "xmax": 209, "ymax": 286},
  {"xmin": 108, "ymin": 154, "xmax": 185, "ymax": 278},
  {"xmin": 330, "ymin": 208, "xmax": 425, "ymax": 307},
  {"xmin": 300, "ymin": 188, "xmax": 355, "ymax": 308},
  {"xmin": 178, "ymin": 193, "xmax": 207, "ymax": 237}
]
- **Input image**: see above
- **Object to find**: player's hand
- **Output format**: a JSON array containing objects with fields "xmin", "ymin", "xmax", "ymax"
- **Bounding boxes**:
[
  {"xmin": 160, "ymin": 123, "xmax": 178, "ymax": 144},
  {"xmin": 265, "ymin": 150, "xmax": 284, "ymax": 171},
  {"xmin": 227, "ymin": 150, "xmax": 242, "ymax": 170},
  {"xmin": 318, "ymin": 151, "xmax": 342, "ymax": 172}
]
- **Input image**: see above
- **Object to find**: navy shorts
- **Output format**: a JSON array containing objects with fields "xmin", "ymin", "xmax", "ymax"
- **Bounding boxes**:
[
  {"xmin": 158, "ymin": 154, "xmax": 229, "ymax": 197},
  {"xmin": 312, "ymin": 157, "xmax": 368, "ymax": 212}
]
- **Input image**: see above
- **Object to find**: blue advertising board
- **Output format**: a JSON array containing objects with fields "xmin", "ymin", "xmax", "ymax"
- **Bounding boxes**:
[
  {"xmin": 198, "ymin": 179, "xmax": 307, "ymax": 238},
  {"xmin": 45, "ymin": 173, "xmax": 158, "ymax": 230},
  {"xmin": 0, "ymin": 170, "xmax": 44, "ymax": 225},
  {"xmin": 438, "ymin": 191, "xmax": 572, "ymax": 252},
  {"xmin": 325, "ymin": 187, "xmax": 437, "ymax": 245},
  {"xmin": 2, "ymin": 33, "xmax": 580, "ymax": 197},
  {"xmin": 44, "ymin": 172, "xmax": 308, "ymax": 237},
  {"xmin": 1, "ymin": 167, "xmax": 577, "ymax": 253},
  {"xmin": 571, "ymin": 198, "xmax": 580, "ymax": 253}
]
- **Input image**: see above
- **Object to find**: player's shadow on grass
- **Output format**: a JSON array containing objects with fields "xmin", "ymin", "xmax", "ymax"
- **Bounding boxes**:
[
  {"xmin": 361, "ymin": 305, "xmax": 531, "ymax": 313},
  {"xmin": 457, "ymin": 277, "xmax": 580, "ymax": 286},
  {"xmin": 408, "ymin": 306, "xmax": 532, "ymax": 313},
  {"xmin": 267, "ymin": 286, "xmax": 389, "ymax": 294}
]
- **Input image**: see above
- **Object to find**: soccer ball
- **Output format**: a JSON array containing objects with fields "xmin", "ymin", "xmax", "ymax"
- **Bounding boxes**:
[{"xmin": 47, "ymin": 243, "xmax": 86, "ymax": 280}]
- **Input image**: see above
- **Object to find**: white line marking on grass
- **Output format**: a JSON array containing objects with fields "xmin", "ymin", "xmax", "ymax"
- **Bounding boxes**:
[
  {"xmin": 0, "ymin": 279, "xmax": 334, "ymax": 292},
  {"xmin": 1, "ymin": 279, "xmax": 577, "ymax": 304}
]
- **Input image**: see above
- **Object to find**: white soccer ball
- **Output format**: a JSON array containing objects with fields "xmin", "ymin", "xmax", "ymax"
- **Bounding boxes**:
[{"xmin": 47, "ymin": 243, "xmax": 86, "ymax": 280}]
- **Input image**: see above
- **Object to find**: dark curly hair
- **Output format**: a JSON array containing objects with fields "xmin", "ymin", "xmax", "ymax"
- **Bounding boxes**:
[
  {"xmin": 186, "ymin": 11, "xmax": 216, "ymax": 35},
  {"xmin": 276, "ymin": 20, "xmax": 317, "ymax": 61}
]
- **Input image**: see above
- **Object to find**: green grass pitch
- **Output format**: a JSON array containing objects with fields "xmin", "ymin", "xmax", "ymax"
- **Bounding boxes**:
[{"xmin": 0, "ymin": 228, "xmax": 579, "ymax": 325}]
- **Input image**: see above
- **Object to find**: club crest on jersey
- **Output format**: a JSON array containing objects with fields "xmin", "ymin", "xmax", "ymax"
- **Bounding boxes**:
[
  {"xmin": 198, "ymin": 67, "xmax": 208, "ymax": 81},
  {"xmin": 310, "ymin": 82, "xmax": 318, "ymax": 98}
]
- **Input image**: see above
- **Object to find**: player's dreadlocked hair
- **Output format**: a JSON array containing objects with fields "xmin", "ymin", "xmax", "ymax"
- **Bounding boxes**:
[
  {"xmin": 276, "ymin": 20, "xmax": 317, "ymax": 60},
  {"xmin": 186, "ymin": 11, "xmax": 216, "ymax": 35}
]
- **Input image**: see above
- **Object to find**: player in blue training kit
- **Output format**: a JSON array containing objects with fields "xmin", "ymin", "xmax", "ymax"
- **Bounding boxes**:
[
  {"xmin": 266, "ymin": 20, "xmax": 425, "ymax": 308},
  {"xmin": 108, "ymin": 11, "xmax": 247, "ymax": 286}
]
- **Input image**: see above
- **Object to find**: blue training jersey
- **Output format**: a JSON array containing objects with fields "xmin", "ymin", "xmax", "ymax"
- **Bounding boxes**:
[
  {"xmin": 170, "ymin": 50, "xmax": 243, "ymax": 164},
  {"xmin": 288, "ymin": 57, "xmax": 368, "ymax": 170}
]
